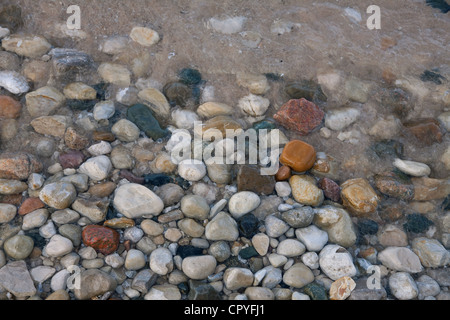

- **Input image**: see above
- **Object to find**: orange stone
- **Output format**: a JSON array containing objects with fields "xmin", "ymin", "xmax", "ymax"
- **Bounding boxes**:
[
  {"xmin": 18, "ymin": 197, "xmax": 45, "ymax": 216},
  {"xmin": 341, "ymin": 178, "xmax": 379, "ymax": 216},
  {"xmin": 275, "ymin": 165, "xmax": 292, "ymax": 181},
  {"xmin": 279, "ymin": 140, "xmax": 316, "ymax": 172}
]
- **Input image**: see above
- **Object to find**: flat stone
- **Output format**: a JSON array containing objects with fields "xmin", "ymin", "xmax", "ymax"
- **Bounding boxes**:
[
  {"xmin": 197, "ymin": 102, "xmax": 234, "ymax": 118},
  {"xmin": 290, "ymin": 175, "xmax": 324, "ymax": 207},
  {"xmin": 182, "ymin": 255, "xmax": 217, "ymax": 280},
  {"xmin": 236, "ymin": 73, "xmax": 270, "ymax": 95},
  {"xmin": 378, "ymin": 224, "xmax": 408, "ymax": 247},
  {"xmin": 130, "ymin": 26, "xmax": 160, "ymax": 47},
  {"xmin": 63, "ymin": 82, "xmax": 97, "ymax": 100},
  {"xmin": 252, "ymin": 233, "xmax": 270, "ymax": 256},
  {"xmin": 378, "ymin": 247, "xmax": 423, "ymax": 273},
  {"xmin": 26, "ymin": 86, "xmax": 65, "ymax": 118},
  {"xmin": 237, "ymin": 165, "xmax": 275, "ymax": 195},
  {"xmin": 207, "ymin": 16, "xmax": 246, "ymax": 34},
  {"xmin": 39, "ymin": 182, "xmax": 77, "ymax": 210},
  {"xmin": 277, "ymin": 239, "xmax": 305, "ymax": 257},
  {"xmin": 30, "ymin": 265, "xmax": 56, "ymax": 283},
  {"xmin": 113, "ymin": 183, "xmax": 164, "ymax": 219},
  {"xmin": 393, "ymin": 158, "xmax": 431, "ymax": 177},
  {"xmin": 0, "ymin": 152, "xmax": 42, "ymax": 180},
  {"xmin": 0, "ymin": 261, "xmax": 36, "ymax": 298},
  {"xmin": 2, "ymin": 34, "xmax": 51, "ymax": 58},
  {"xmin": 412, "ymin": 237, "xmax": 450, "ymax": 268},
  {"xmin": 319, "ymin": 245, "xmax": 357, "ymax": 281},
  {"xmin": 74, "ymin": 269, "xmax": 117, "ymax": 300},
  {"xmin": 30, "ymin": 115, "xmax": 70, "ymax": 137},
  {"xmin": 341, "ymin": 178, "xmax": 379, "ymax": 216},
  {"xmin": 283, "ymin": 263, "xmax": 314, "ymax": 288},
  {"xmin": 195, "ymin": 116, "xmax": 243, "ymax": 142},
  {"xmin": 145, "ymin": 284, "xmax": 181, "ymax": 300},
  {"xmin": 280, "ymin": 140, "xmax": 316, "ymax": 172},
  {"xmin": 274, "ymin": 98, "xmax": 324, "ymax": 135},
  {"xmin": 0, "ymin": 179, "xmax": 27, "ymax": 195},
  {"xmin": 59, "ymin": 151, "xmax": 85, "ymax": 169}
]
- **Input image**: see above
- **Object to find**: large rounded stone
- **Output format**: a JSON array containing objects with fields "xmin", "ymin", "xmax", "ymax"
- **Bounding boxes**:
[
  {"xmin": 113, "ymin": 183, "xmax": 164, "ymax": 219},
  {"xmin": 74, "ymin": 269, "xmax": 117, "ymax": 300},
  {"xmin": 228, "ymin": 191, "xmax": 260, "ymax": 219},
  {"xmin": 182, "ymin": 255, "xmax": 217, "ymax": 280},
  {"xmin": 82, "ymin": 225, "xmax": 120, "ymax": 255},
  {"xmin": 180, "ymin": 195, "xmax": 210, "ymax": 220},
  {"xmin": 39, "ymin": 182, "xmax": 77, "ymax": 210},
  {"xmin": 290, "ymin": 175, "xmax": 324, "ymax": 207},
  {"xmin": 4, "ymin": 234, "xmax": 34, "ymax": 260},
  {"xmin": 280, "ymin": 140, "xmax": 316, "ymax": 172},
  {"xmin": 205, "ymin": 211, "xmax": 239, "ymax": 241},
  {"xmin": 282, "ymin": 263, "xmax": 314, "ymax": 288},
  {"xmin": 319, "ymin": 244, "xmax": 357, "ymax": 281}
]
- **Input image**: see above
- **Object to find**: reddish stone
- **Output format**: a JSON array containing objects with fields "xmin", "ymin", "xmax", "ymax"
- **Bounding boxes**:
[
  {"xmin": 274, "ymin": 98, "xmax": 324, "ymax": 135},
  {"xmin": 403, "ymin": 118, "xmax": 443, "ymax": 145},
  {"xmin": 123, "ymin": 240, "xmax": 132, "ymax": 251},
  {"xmin": 0, "ymin": 152, "xmax": 42, "ymax": 180},
  {"xmin": 237, "ymin": 165, "xmax": 276, "ymax": 195},
  {"xmin": 82, "ymin": 225, "xmax": 120, "ymax": 255},
  {"xmin": 275, "ymin": 165, "xmax": 292, "ymax": 181},
  {"xmin": 18, "ymin": 197, "xmax": 45, "ymax": 216},
  {"xmin": 0, "ymin": 95, "xmax": 22, "ymax": 119},
  {"xmin": 59, "ymin": 150, "xmax": 85, "ymax": 169},
  {"xmin": 318, "ymin": 177, "xmax": 341, "ymax": 203},
  {"xmin": 0, "ymin": 194, "xmax": 23, "ymax": 205},
  {"xmin": 119, "ymin": 170, "xmax": 144, "ymax": 184}
]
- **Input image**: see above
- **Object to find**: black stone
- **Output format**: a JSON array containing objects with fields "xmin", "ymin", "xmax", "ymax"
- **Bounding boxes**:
[
  {"xmin": 24, "ymin": 230, "xmax": 46, "ymax": 249},
  {"xmin": 369, "ymin": 140, "xmax": 404, "ymax": 159},
  {"xmin": 178, "ymin": 68, "xmax": 202, "ymax": 86},
  {"xmin": 426, "ymin": 0, "xmax": 450, "ymax": 13},
  {"xmin": 224, "ymin": 256, "xmax": 247, "ymax": 268},
  {"xmin": 188, "ymin": 280, "xmax": 221, "ymax": 300},
  {"xmin": 264, "ymin": 73, "xmax": 283, "ymax": 81},
  {"xmin": 92, "ymin": 82, "xmax": 109, "ymax": 100},
  {"xmin": 106, "ymin": 204, "xmax": 118, "ymax": 220},
  {"xmin": 357, "ymin": 219, "xmax": 379, "ymax": 235},
  {"xmin": 66, "ymin": 99, "xmax": 97, "ymax": 110},
  {"xmin": 126, "ymin": 103, "xmax": 170, "ymax": 140},
  {"xmin": 143, "ymin": 174, "xmax": 174, "ymax": 187},
  {"xmin": 176, "ymin": 246, "xmax": 204, "ymax": 259},
  {"xmin": 403, "ymin": 213, "xmax": 434, "ymax": 233},
  {"xmin": 420, "ymin": 69, "xmax": 447, "ymax": 84},
  {"xmin": 238, "ymin": 214, "xmax": 260, "ymax": 238},
  {"xmin": 285, "ymin": 80, "xmax": 327, "ymax": 103},
  {"xmin": 239, "ymin": 246, "xmax": 259, "ymax": 259},
  {"xmin": 163, "ymin": 81, "xmax": 192, "ymax": 107}
]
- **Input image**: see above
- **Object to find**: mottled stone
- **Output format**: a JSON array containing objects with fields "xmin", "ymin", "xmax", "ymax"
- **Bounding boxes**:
[
  {"xmin": 318, "ymin": 178, "xmax": 341, "ymax": 202},
  {"xmin": 39, "ymin": 182, "xmax": 77, "ymax": 210},
  {"xmin": 82, "ymin": 225, "xmax": 120, "ymax": 255},
  {"xmin": 403, "ymin": 118, "xmax": 443, "ymax": 145},
  {"xmin": 290, "ymin": 175, "xmax": 324, "ymax": 207},
  {"xmin": 0, "ymin": 152, "xmax": 42, "ymax": 180},
  {"xmin": 341, "ymin": 178, "xmax": 379, "ymax": 216},
  {"xmin": 59, "ymin": 151, "xmax": 85, "ymax": 169},
  {"xmin": 274, "ymin": 98, "xmax": 324, "ymax": 135},
  {"xmin": 18, "ymin": 198, "xmax": 45, "ymax": 216},
  {"xmin": 74, "ymin": 269, "xmax": 117, "ymax": 300},
  {"xmin": 374, "ymin": 171, "xmax": 415, "ymax": 200}
]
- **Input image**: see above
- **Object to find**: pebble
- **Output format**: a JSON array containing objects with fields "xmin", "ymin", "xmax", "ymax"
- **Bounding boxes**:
[
  {"xmin": 0, "ymin": 203, "xmax": 16, "ymax": 223},
  {"xmin": 283, "ymin": 263, "xmax": 314, "ymax": 288},
  {"xmin": 72, "ymin": 197, "xmax": 108, "ymax": 223},
  {"xmin": 182, "ymin": 255, "xmax": 217, "ymax": 280},
  {"xmin": 98, "ymin": 62, "xmax": 131, "ymax": 87},
  {"xmin": 393, "ymin": 158, "xmax": 431, "ymax": 177},
  {"xmin": 378, "ymin": 247, "xmax": 423, "ymax": 273},
  {"xmin": 93, "ymin": 100, "xmax": 115, "ymax": 121},
  {"xmin": 74, "ymin": 269, "xmax": 117, "ymax": 300},
  {"xmin": 378, "ymin": 224, "xmax": 408, "ymax": 247},
  {"xmin": 277, "ymin": 239, "xmax": 306, "ymax": 257},
  {"xmin": 39, "ymin": 182, "xmax": 77, "ymax": 210},
  {"xmin": 403, "ymin": 213, "xmax": 434, "ymax": 233},
  {"xmin": 403, "ymin": 118, "xmax": 443, "ymax": 145},
  {"xmin": 25, "ymin": 86, "xmax": 65, "ymax": 118},
  {"xmin": 197, "ymin": 102, "xmax": 234, "ymax": 118},
  {"xmin": 125, "ymin": 249, "xmax": 146, "ymax": 271},
  {"xmin": 280, "ymin": 140, "xmax": 316, "ymax": 172},
  {"xmin": 314, "ymin": 205, "xmax": 357, "ymax": 248},
  {"xmin": 22, "ymin": 208, "xmax": 49, "ymax": 231},
  {"xmin": 82, "ymin": 225, "xmax": 120, "ymax": 255},
  {"xmin": 319, "ymin": 245, "xmax": 357, "ymax": 281},
  {"xmin": 295, "ymin": 225, "xmax": 328, "ymax": 252},
  {"xmin": 111, "ymin": 119, "xmax": 140, "ymax": 142},
  {"xmin": 171, "ymin": 109, "xmax": 200, "ymax": 130},
  {"xmin": 0, "ymin": 95, "xmax": 21, "ymax": 119},
  {"xmin": 236, "ymin": 73, "xmax": 270, "ymax": 95},
  {"xmin": 301, "ymin": 252, "xmax": 319, "ymax": 269},
  {"xmin": 412, "ymin": 177, "xmax": 449, "ymax": 201},
  {"xmin": 30, "ymin": 115, "xmax": 70, "ymax": 137},
  {"xmin": 329, "ymin": 276, "xmax": 356, "ymax": 300},
  {"xmin": 0, "ymin": 261, "xmax": 36, "ymax": 298},
  {"xmin": 236, "ymin": 165, "xmax": 275, "ymax": 195},
  {"xmin": 113, "ymin": 183, "xmax": 164, "ymax": 219},
  {"xmin": 237, "ymin": 214, "xmax": 259, "ymax": 238},
  {"xmin": 4, "ymin": 234, "xmax": 34, "ymax": 260},
  {"xmin": 289, "ymin": 175, "xmax": 324, "ymax": 207},
  {"xmin": 207, "ymin": 16, "xmax": 246, "ymax": 34},
  {"xmin": 78, "ymin": 155, "xmax": 112, "ymax": 181},
  {"xmin": 0, "ymin": 178, "xmax": 27, "ymax": 195},
  {"xmin": 149, "ymin": 247, "xmax": 173, "ymax": 275},
  {"xmin": 411, "ymin": 237, "xmax": 450, "ymax": 268},
  {"xmin": 44, "ymin": 234, "xmax": 74, "ymax": 258},
  {"xmin": 389, "ymin": 272, "xmax": 419, "ymax": 300},
  {"xmin": 274, "ymin": 98, "xmax": 324, "ymax": 135},
  {"xmin": 416, "ymin": 275, "xmax": 441, "ymax": 299},
  {"xmin": 205, "ymin": 211, "xmax": 239, "ymax": 241},
  {"xmin": 374, "ymin": 171, "xmax": 415, "ymax": 200},
  {"xmin": 275, "ymin": 181, "xmax": 291, "ymax": 197},
  {"xmin": 275, "ymin": 165, "xmax": 292, "ymax": 181},
  {"xmin": 180, "ymin": 194, "xmax": 210, "ymax": 220},
  {"xmin": 228, "ymin": 191, "xmax": 261, "ymax": 219},
  {"xmin": 265, "ymin": 215, "xmax": 289, "ymax": 238},
  {"xmin": 177, "ymin": 159, "xmax": 207, "ymax": 182},
  {"xmin": 2, "ymin": 34, "xmax": 51, "ymax": 58},
  {"xmin": 325, "ymin": 107, "xmax": 360, "ymax": 131},
  {"xmin": 138, "ymin": 88, "xmax": 171, "ymax": 118},
  {"xmin": 0, "ymin": 71, "xmax": 29, "ymax": 95},
  {"xmin": 223, "ymin": 267, "xmax": 254, "ymax": 290},
  {"xmin": 130, "ymin": 26, "xmax": 160, "ymax": 47},
  {"xmin": 238, "ymin": 94, "xmax": 270, "ymax": 117},
  {"xmin": 252, "ymin": 233, "xmax": 270, "ymax": 256},
  {"xmin": 340, "ymin": 178, "xmax": 379, "ymax": 216}
]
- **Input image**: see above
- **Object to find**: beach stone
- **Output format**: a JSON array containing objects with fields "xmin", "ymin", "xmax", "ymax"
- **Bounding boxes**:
[
  {"xmin": 39, "ymin": 182, "xmax": 76, "ymax": 210},
  {"xmin": 74, "ymin": 269, "xmax": 117, "ymax": 300},
  {"xmin": 0, "ymin": 261, "xmax": 36, "ymax": 298},
  {"xmin": 25, "ymin": 86, "xmax": 65, "ymax": 118},
  {"xmin": 416, "ymin": 275, "xmax": 441, "ymax": 299},
  {"xmin": 207, "ymin": 163, "xmax": 232, "ymax": 185},
  {"xmin": 303, "ymin": 283, "xmax": 328, "ymax": 300},
  {"xmin": 125, "ymin": 249, "xmax": 146, "ymax": 271},
  {"xmin": 177, "ymin": 159, "xmax": 206, "ymax": 182},
  {"xmin": 0, "ymin": 179, "xmax": 27, "ymax": 195},
  {"xmin": 93, "ymin": 100, "xmax": 115, "ymax": 121},
  {"xmin": 197, "ymin": 116, "xmax": 243, "ymax": 141},
  {"xmin": 275, "ymin": 181, "xmax": 291, "ymax": 197},
  {"xmin": 103, "ymin": 217, "xmax": 135, "ymax": 229},
  {"xmin": 282, "ymin": 207, "xmax": 314, "ymax": 228},
  {"xmin": 178, "ymin": 218, "xmax": 204, "ymax": 238},
  {"xmin": 378, "ymin": 224, "xmax": 408, "ymax": 247},
  {"xmin": 329, "ymin": 276, "xmax": 356, "ymax": 300},
  {"xmin": 310, "ymin": 153, "xmax": 340, "ymax": 180},
  {"xmin": 237, "ymin": 214, "xmax": 259, "ymax": 238},
  {"xmin": 283, "ymin": 263, "xmax": 314, "ymax": 288},
  {"xmin": 228, "ymin": 191, "xmax": 260, "ymax": 219},
  {"xmin": 325, "ymin": 107, "xmax": 360, "ymax": 131},
  {"xmin": 4, "ymin": 235, "xmax": 34, "ymax": 260},
  {"xmin": 114, "ymin": 183, "xmax": 164, "ymax": 219},
  {"xmin": 319, "ymin": 245, "xmax": 357, "ymax": 281},
  {"xmin": 318, "ymin": 178, "xmax": 341, "ymax": 202},
  {"xmin": 0, "ymin": 70, "xmax": 29, "ymax": 95},
  {"xmin": 130, "ymin": 26, "xmax": 160, "ymax": 47},
  {"xmin": 72, "ymin": 198, "xmax": 108, "ymax": 223},
  {"xmin": 290, "ymin": 175, "xmax": 324, "ymax": 207},
  {"xmin": 252, "ymin": 233, "xmax": 270, "ymax": 256},
  {"xmin": 44, "ymin": 234, "xmax": 74, "ymax": 258},
  {"xmin": 403, "ymin": 213, "xmax": 434, "ymax": 233},
  {"xmin": 275, "ymin": 165, "xmax": 292, "ymax": 181},
  {"xmin": 274, "ymin": 98, "xmax": 324, "ymax": 135},
  {"xmin": 64, "ymin": 127, "xmax": 89, "ymax": 150},
  {"xmin": 188, "ymin": 280, "xmax": 221, "ymax": 300},
  {"xmin": 154, "ymin": 183, "xmax": 184, "ymax": 207},
  {"xmin": 51, "ymin": 209, "xmax": 80, "ymax": 225},
  {"xmin": 224, "ymin": 267, "xmax": 254, "ymax": 290},
  {"xmin": 411, "ymin": 237, "xmax": 450, "ymax": 268},
  {"xmin": 78, "ymin": 156, "xmax": 112, "ymax": 181},
  {"xmin": 237, "ymin": 165, "xmax": 275, "ymax": 195},
  {"xmin": 197, "ymin": 102, "xmax": 233, "ymax": 118},
  {"xmin": 82, "ymin": 225, "xmax": 119, "ymax": 255},
  {"xmin": 149, "ymin": 247, "xmax": 173, "ymax": 275},
  {"xmin": 22, "ymin": 208, "xmax": 49, "ymax": 231},
  {"xmin": 57, "ymin": 224, "xmax": 81, "ymax": 246},
  {"xmin": 46, "ymin": 290, "xmax": 70, "ymax": 300},
  {"xmin": 27, "ymin": 173, "xmax": 45, "ymax": 191},
  {"xmin": 63, "ymin": 82, "xmax": 96, "ymax": 100},
  {"xmin": 277, "ymin": 239, "xmax": 306, "ymax": 257},
  {"xmin": 182, "ymin": 255, "xmax": 217, "ymax": 280},
  {"xmin": 110, "ymin": 146, "xmax": 135, "ymax": 169},
  {"xmin": 313, "ymin": 205, "xmax": 357, "ymax": 248},
  {"xmin": 393, "ymin": 158, "xmax": 431, "ymax": 177},
  {"xmin": 280, "ymin": 140, "xmax": 316, "ymax": 173},
  {"xmin": 138, "ymin": 87, "xmax": 171, "ymax": 118},
  {"xmin": 245, "ymin": 287, "xmax": 274, "ymax": 300},
  {"xmin": 295, "ymin": 225, "xmax": 328, "ymax": 252},
  {"xmin": 403, "ymin": 118, "xmax": 443, "ymax": 145},
  {"xmin": 412, "ymin": 177, "xmax": 450, "ymax": 201},
  {"xmin": 98, "ymin": 62, "xmax": 131, "ymax": 87},
  {"xmin": 111, "ymin": 119, "xmax": 140, "ymax": 142},
  {"xmin": 236, "ymin": 73, "xmax": 270, "ymax": 95},
  {"xmin": 389, "ymin": 272, "xmax": 418, "ymax": 300},
  {"xmin": 0, "ymin": 203, "xmax": 16, "ymax": 223},
  {"xmin": 127, "ymin": 103, "xmax": 169, "ymax": 140},
  {"xmin": 180, "ymin": 195, "xmax": 210, "ymax": 220},
  {"xmin": 207, "ymin": 16, "xmax": 246, "ymax": 34},
  {"xmin": 30, "ymin": 265, "xmax": 56, "ymax": 283},
  {"xmin": 341, "ymin": 178, "xmax": 379, "ymax": 216},
  {"xmin": 265, "ymin": 215, "xmax": 290, "ymax": 238},
  {"xmin": 205, "ymin": 211, "xmax": 239, "ymax": 241},
  {"xmin": 0, "ymin": 152, "xmax": 42, "ymax": 180},
  {"xmin": 2, "ymin": 34, "xmax": 51, "ymax": 58},
  {"xmin": 59, "ymin": 151, "xmax": 85, "ymax": 170},
  {"xmin": 374, "ymin": 171, "xmax": 415, "ymax": 200},
  {"xmin": 301, "ymin": 252, "xmax": 319, "ymax": 269},
  {"xmin": 30, "ymin": 115, "xmax": 70, "ymax": 137},
  {"xmin": 145, "ymin": 284, "xmax": 181, "ymax": 300},
  {"xmin": 378, "ymin": 247, "xmax": 423, "ymax": 273},
  {"xmin": 163, "ymin": 81, "xmax": 193, "ymax": 107},
  {"xmin": 238, "ymin": 94, "xmax": 270, "ymax": 117},
  {"xmin": 140, "ymin": 219, "xmax": 163, "ymax": 237},
  {"xmin": 0, "ymin": 95, "xmax": 21, "ymax": 119}
]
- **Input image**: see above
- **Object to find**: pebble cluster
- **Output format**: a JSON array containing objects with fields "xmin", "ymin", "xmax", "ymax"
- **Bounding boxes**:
[{"xmin": 0, "ymin": 5, "xmax": 449, "ymax": 301}]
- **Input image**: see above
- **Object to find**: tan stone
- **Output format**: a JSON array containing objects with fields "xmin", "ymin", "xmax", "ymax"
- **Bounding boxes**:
[
  {"xmin": 289, "ymin": 175, "xmax": 324, "ymax": 207},
  {"xmin": 280, "ymin": 140, "xmax": 316, "ymax": 173},
  {"xmin": 341, "ymin": 178, "xmax": 379, "ymax": 216},
  {"xmin": 329, "ymin": 276, "xmax": 356, "ymax": 300}
]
